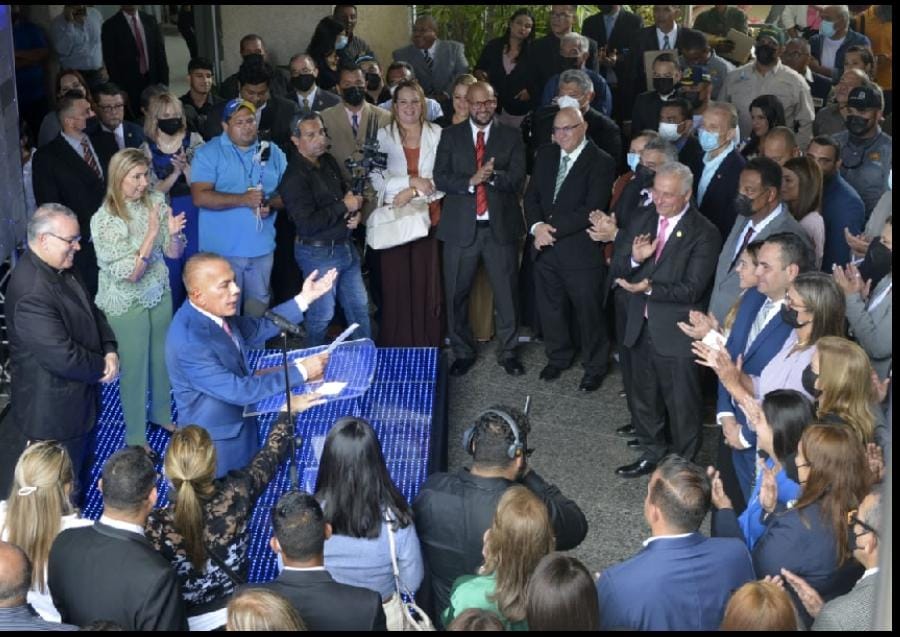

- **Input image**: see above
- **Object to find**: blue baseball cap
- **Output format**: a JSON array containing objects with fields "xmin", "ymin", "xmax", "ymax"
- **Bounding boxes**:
[{"xmin": 222, "ymin": 98, "xmax": 256, "ymax": 122}]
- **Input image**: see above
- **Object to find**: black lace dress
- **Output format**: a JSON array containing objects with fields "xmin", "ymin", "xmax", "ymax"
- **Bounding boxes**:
[{"xmin": 145, "ymin": 421, "xmax": 290, "ymax": 615}]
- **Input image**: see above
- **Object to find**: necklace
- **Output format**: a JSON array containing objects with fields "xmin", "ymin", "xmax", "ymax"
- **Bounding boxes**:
[{"xmin": 156, "ymin": 132, "xmax": 185, "ymax": 154}]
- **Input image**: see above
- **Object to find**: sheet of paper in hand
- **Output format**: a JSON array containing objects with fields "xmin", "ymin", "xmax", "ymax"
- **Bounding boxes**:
[{"xmin": 243, "ymin": 338, "xmax": 377, "ymax": 417}]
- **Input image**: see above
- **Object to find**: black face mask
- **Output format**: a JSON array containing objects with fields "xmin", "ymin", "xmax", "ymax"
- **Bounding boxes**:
[
  {"xmin": 157, "ymin": 118, "xmax": 183, "ymax": 136},
  {"xmin": 635, "ymin": 163, "xmax": 655, "ymax": 186},
  {"xmin": 780, "ymin": 305, "xmax": 808, "ymax": 329},
  {"xmin": 365, "ymin": 72, "xmax": 382, "ymax": 91},
  {"xmin": 653, "ymin": 77, "xmax": 676, "ymax": 96},
  {"xmin": 755, "ymin": 44, "xmax": 777, "ymax": 66},
  {"xmin": 561, "ymin": 56, "xmax": 582, "ymax": 70},
  {"xmin": 847, "ymin": 525, "xmax": 862, "ymax": 554},
  {"xmin": 846, "ymin": 114, "xmax": 873, "ymax": 137},
  {"xmin": 679, "ymin": 90, "xmax": 702, "ymax": 110},
  {"xmin": 783, "ymin": 451, "xmax": 802, "ymax": 484},
  {"xmin": 342, "ymin": 86, "xmax": 366, "ymax": 107},
  {"xmin": 802, "ymin": 365, "xmax": 822, "ymax": 399},
  {"xmin": 733, "ymin": 193, "xmax": 756, "ymax": 217},
  {"xmin": 291, "ymin": 74, "xmax": 316, "ymax": 93}
]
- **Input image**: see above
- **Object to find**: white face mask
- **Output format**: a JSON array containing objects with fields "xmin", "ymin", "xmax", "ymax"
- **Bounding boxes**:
[
  {"xmin": 556, "ymin": 95, "xmax": 581, "ymax": 111},
  {"xmin": 658, "ymin": 121, "xmax": 681, "ymax": 141}
]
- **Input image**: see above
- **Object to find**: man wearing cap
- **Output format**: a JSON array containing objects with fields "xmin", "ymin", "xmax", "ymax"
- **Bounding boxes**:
[
  {"xmin": 679, "ymin": 28, "xmax": 733, "ymax": 101},
  {"xmin": 189, "ymin": 98, "xmax": 289, "ymax": 316},
  {"xmin": 719, "ymin": 25, "xmax": 815, "ymax": 147},
  {"xmin": 279, "ymin": 112, "xmax": 371, "ymax": 346},
  {"xmin": 833, "ymin": 85, "xmax": 892, "ymax": 218},
  {"xmin": 678, "ymin": 65, "xmax": 714, "ymax": 130}
]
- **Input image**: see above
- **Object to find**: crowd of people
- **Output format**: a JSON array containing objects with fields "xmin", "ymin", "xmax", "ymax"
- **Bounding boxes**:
[{"xmin": 4, "ymin": 3, "xmax": 892, "ymax": 632}]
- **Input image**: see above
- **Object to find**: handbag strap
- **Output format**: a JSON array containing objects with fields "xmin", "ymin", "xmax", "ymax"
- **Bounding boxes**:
[
  {"xmin": 207, "ymin": 545, "xmax": 245, "ymax": 586},
  {"xmin": 385, "ymin": 512, "xmax": 410, "ymax": 597}
]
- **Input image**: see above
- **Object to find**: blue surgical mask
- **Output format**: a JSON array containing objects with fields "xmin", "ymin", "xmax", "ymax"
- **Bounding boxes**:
[
  {"xmin": 699, "ymin": 128, "xmax": 721, "ymax": 152},
  {"xmin": 336, "ymin": 35, "xmax": 349, "ymax": 50},
  {"xmin": 627, "ymin": 152, "xmax": 640, "ymax": 173},
  {"xmin": 819, "ymin": 20, "xmax": 836, "ymax": 38}
]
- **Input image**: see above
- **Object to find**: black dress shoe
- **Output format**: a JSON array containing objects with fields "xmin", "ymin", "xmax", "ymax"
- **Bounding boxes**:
[
  {"xmin": 449, "ymin": 358, "xmax": 476, "ymax": 377},
  {"xmin": 500, "ymin": 359, "xmax": 525, "ymax": 376},
  {"xmin": 615, "ymin": 423, "xmax": 636, "ymax": 437},
  {"xmin": 539, "ymin": 364, "xmax": 563, "ymax": 381},
  {"xmin": 615, "ymin": 459, "xmax": 657, "ymax": 478},
  {"xmin": 578, "ymin": 373, "xmax": 604, "ymax": 392},
  {"xmin": 626, "ymin": 438, "xmax": 641, "ymax": 449}
]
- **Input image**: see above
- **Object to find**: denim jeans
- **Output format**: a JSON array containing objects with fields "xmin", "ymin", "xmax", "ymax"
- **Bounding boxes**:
[
  {"xmin": 225, "ymin": 252, "xmax": 274, "ymax": 317},
  {"xmin": 294, "ymin": 242, "xmax": 372, "ymax": 346}
]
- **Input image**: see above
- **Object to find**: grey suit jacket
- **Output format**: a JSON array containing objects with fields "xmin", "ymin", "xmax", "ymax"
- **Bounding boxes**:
[
  {"xmin": 292, "ymin": 87, "xmax": 341, "ymax": 113},
  {"xmin": 812, "ymin": 571, "xmax": 879, "ymax": 631},
  {"xmin": 708, "ymin": 206, "xmax": 809, "ymax": 323},
  {"xmin": 846, "ymin": 273, "xmax": 892, "ymax": 379},
  {"xmin": 392, "ymin": 40, "xmax": 469, "ymax": 96},
  {"xmin": 319, "ymin": 101, "xmax": 392, "ymax": 182}
]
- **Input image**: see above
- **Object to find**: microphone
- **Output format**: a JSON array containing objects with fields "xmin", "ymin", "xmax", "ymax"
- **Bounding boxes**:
[{"xmin": 264, "ymin": 309, "xmax": 305, "ymax": 337}]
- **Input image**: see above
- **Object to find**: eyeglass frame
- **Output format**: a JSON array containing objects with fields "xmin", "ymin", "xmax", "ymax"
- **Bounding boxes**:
[
  {"xmin": 847, "ymin": 509, "xmax": 879, "ymax": 538},
  {"xmin": 44, "ymin": 232, "xmax": 82, "ymax": 247}
]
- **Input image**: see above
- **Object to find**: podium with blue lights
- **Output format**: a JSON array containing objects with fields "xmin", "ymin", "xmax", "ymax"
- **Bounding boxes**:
[{"xmin": 81, "ymin": 346, "xmax": 444, "ymax": 583}]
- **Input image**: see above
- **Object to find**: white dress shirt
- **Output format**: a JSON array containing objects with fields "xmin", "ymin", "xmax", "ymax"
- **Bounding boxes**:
[
  {"xmin": 530, "ymin": 138, "xmax": 589, "ymax": 235},
  {"xmin": 62, "ymin": 131, "xmax": 103, "ymax": 177},
  {"xmin": 732, "ymin": 204, "xmax": 786, "ymax": 261},
  {"xmin": 643, "ymin": 532, "xmax": 693, "ymax": 547},
  {"xmin": 656, "ymin": 24, "xmax": 679, "ymax": 49},
  {"xmin": 297, "ymin": 85, "xmax": 319, "ymax": 110},
  {"xmin": 99, "ymin": 515, "xmax": 145, "ymax": 536},
  {"xmin": 102, "ymin": 122, "xmax": 125, "ymax": 150}
]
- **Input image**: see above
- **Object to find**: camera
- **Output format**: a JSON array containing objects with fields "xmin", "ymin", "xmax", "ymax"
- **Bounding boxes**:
[{"xmin": 344, "ymin": 117, "xmax": 387, "ymax": 195}]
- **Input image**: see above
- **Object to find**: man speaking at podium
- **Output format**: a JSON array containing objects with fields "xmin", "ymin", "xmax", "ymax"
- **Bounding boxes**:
[{"xmin": 166, "ymin": 252, "xmax": 337, "ymax": 476}]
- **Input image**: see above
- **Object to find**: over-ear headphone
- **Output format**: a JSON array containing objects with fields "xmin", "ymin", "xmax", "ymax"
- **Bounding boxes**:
[{"xmin": 462, "ymin": 408, "xmax": 524, "ymax": 460}]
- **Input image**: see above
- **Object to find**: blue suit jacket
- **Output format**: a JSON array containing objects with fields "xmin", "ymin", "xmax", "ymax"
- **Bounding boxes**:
[
  {"xmin": 695, "ymin": 149, "xmax": 746, "ymax": 240},
  {"xmin": 717, "ymin": 289, "xmax": 793, "ymax": 446},
  {"xmin": 597, "ymin": 533, "xmax": 755, "ymax": 631},
  {"xmin": 821, "ymin": 174, "xmax": 865, "ymax": 271},
  {"xmin": 165, "ymin": 298, "xmax": 305, "ymax": 444}
]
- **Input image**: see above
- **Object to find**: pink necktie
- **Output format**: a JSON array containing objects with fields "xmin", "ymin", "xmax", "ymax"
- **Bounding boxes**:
[
  {"xmin": 130, "ymin": 14, "xmax": 149, "ymax": 75},
  {"xmin": 654, "ymin": 216, "xmax": 669, "ymax": 262}
]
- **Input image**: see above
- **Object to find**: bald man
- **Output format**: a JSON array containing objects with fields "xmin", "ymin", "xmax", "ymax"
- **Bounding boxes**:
[
  {"xmin": 0, "ymin": 541, "xmax": 77, "ymax": 630},
  {"xmin": 760, "ymin": 126, "xmax": 800, "ymax": 166},
  {"xmin": 165, "ymin": 252, "xmax": 336, "ymax": 476},
  {"xmin": 524, "ymin": 106, "xmax": 616, "ymax": 391}
]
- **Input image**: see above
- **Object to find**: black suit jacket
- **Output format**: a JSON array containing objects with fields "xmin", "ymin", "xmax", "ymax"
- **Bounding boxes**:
[
  {"xmin": 5, "ymin": 250, "xmax": 117, "ymax": 441},
  {"xmin": 531, "ymin": 33, "xmax": 600, "ymax": 97},
  {"xmin": 629, "ymin": 26, "xmax": 685, "ymax": 112},
  {"xmin": 291, "ymin": 87, "xmax": 341, "ymax": 113},
  {"xmin": 694, "ymin": 148, "xmax": 746, "ymax": 240},
  {"xmin": 582, "ymin": 9, "xmax": 644, "ymax": 111},
  {"xmin": 48, "ymin": 523, "xmax": 187, "ymax": 631},
  {"xmin": 101, "ymin": 11, "xmax": 169, "ymax": 114},
  {"xmin": 678, "ymin": 134, "xmax": 705, "ymax": 178},
  {"xmin": 219, "ymin": 66, "xmax": 292, "ymax": 101},
  {"xmin": 433, "ymin": 121, "xmax": 526, "ymax": 248},
  {"xmin": 261, "ymin": 569, "xmax": 386, "ymax": 631},
  {"xmin": 475, "ymin": 37, "xmax": 539, "ymax": 116},
  {"xmin": 631, "ymin": 90, "xmax": 668, "ymax": 140},
  {"xmin": 617, "ymin": 206, "xmax": 722, "ymax": 357},
  {"xmin": 525, "ymin": 140, "xmax": 615, "ymax": 270},
  {"xmin": 90, "ymin": 120, "xmax": 145, "ymax": 152},
  {"xmin": 203, "ymin": 96, "xmax": 300, "ymax": 156},
  {"xmin": 531, "ymin": 105, "xmax": 624, "ymax": 174}
]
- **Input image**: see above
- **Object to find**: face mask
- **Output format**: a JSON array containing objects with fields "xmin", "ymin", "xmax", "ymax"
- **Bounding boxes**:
[
  {"xmin": 561, "ymin": 56, "xmax": 582, "ymax": 70},
  {"xmin": 291, "ymin": 74, "xmax": 316, "ymax": 93},
  {"xmin": 755, "ymin": 44, "xmax": 777, "ymax": 66},
  {"xmin": 157, "ymin": 118, "xmax": 183, "ymax": 136},
  {"xmin": 653, "ymin": 77, "xmax": 675, "ymax": 96},
  {"xmin": 336, "ymin": 35, "xmax": 349, "ymax": 50},
  {"xmin": 635, "ymin": 163, "xmax": 655, "ymax": 186},
  {"xmin": 699, "ymin": 128, "xmax": 721, "ymax": 152},
  {"xmin": 365, "ymin": 72, "xmax": 382, "ymax": 91},
  {"xmin": 627, "ymin": 152, "xmax": 641, "ymax": 173},
  {"xmin": 733, "ymin": 193, "xmax": 756, "ymax": 217},
  {"xmin": 820, "ymin": 20, "xmax": 836, "ymax": 39},
  {"xmin": 783, "ymin": 451, "xmax": 802, "ymax": 484},
  {"xmin": 556, "ymin": 95, "xmax": 581, "ymax": 111},
  {"xmin": 779, "ymin": 304, "xmax": 809, "ymax": 329},
  {"xmin": 846, "ymin": 114, "xmax": 872, "ymax": 137},
  {"xmin": 342, "ymin": 86, "xmax": 365, "ymax": 107},
  {"xmin": 658, "ymin": 121, "xmax": 681, "ymax": 141},
  {"xmin": 802, "ymin": 365, "xmax": 822, "ymax": 399}
]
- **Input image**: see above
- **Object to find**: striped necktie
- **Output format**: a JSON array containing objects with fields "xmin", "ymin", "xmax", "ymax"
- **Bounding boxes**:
[
  {"xmin": 553, "ymin": 155, "xmax": 570, "ymax": 202},
  {"xmin": 81, "ymin": 137, "xmax": 102, "ymax": 179},
  {"xmin": 423, "ymin": 49, "xmax": 434, "ymax": 72},
  {"xmin": 747, "ymin": 298, "xmax": 774, "ymax": 349},
  {"xmin": 663, "ymin": 34, "xmax": 671, "ymax": 49}
]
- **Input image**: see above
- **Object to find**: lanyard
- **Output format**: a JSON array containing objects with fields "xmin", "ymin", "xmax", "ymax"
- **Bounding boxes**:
[{"xmin": 232, "ymin": 142, "xmax": 261, "ymax": 190}]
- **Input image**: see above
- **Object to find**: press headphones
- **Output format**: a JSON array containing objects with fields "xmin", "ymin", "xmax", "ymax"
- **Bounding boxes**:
[{"xmin": 462, "ymin": 407, "xmax": 525, "ymax": 460}]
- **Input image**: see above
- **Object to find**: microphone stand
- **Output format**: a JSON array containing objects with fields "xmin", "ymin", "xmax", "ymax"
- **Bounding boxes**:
[{"xmin": 278, "ymin": 328, "xmax": 300, "ymax": 492}]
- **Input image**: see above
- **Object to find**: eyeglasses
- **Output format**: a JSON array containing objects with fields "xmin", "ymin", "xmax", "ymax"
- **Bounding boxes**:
[
  {"xmin": 552, "ymin": 124, "xmax": 581, "ymax": 134},
  {"xmin": 784, "ymin": 292, "xmax": 808, "ymax": 313},
  {"xmin": 847, "ymin": 509, "xmax": 878, "ymax": 537},
  {"xmin": 468, "ymin": 99, "xmax": 497, "ymax": 110},
  {"xmin": 45, "ymin": 232, "xmax": 81, "ymax": 246}
]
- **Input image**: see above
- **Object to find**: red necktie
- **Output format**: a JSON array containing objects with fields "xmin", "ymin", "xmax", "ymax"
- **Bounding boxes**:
[
  {"xmin": 475, "ymin": 131, "xmax": 487, "ymax": 217},
  {"xmin": 81, "ymin": 137, "xmax": 102, "ymax": 179},
  {"xmin": 130, "ymin": 14, "xmax": 149, "ymax": 75}
]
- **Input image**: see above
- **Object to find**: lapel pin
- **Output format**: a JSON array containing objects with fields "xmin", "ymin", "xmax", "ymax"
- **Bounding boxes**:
[{"xmin": 676, "ymin": 230, "xmax": 683, "ymax": 238}]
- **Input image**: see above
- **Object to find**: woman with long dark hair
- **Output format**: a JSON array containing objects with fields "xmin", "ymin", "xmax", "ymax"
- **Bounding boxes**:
[
  {"xmin": 740, "ymin": 94, "xmax": 785, "ymax": 158},
  {"xmin": 315, "ymin": 417, "xmax": 424, "ymax": 627},
  {"xmin": 474, "ymin": 8, "xmax": 537, "ymax": 129},
  {"xmin": 307, "ymin": 16, "xmax": 347, "ymax": 92}
]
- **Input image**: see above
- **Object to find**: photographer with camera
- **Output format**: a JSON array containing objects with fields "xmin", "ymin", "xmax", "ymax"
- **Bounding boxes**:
[
  {"xmin": 279, "ymin": 112, "xmax": 371, "ymax": 346},
  {"xmin": 413, "ymin": 405, "xmax": 588, "ymax": 627}
]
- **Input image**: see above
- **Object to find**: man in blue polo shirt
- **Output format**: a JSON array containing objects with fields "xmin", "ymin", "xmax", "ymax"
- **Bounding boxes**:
[{"xmin": 190, "ymin": 98, "xmax": 288, "ymax": 316}]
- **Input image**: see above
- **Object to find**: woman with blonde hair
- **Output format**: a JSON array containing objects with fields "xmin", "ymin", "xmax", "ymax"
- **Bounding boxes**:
[
  {"xmin": 141, "ymin": 91, "xmax": 205, "ymax": 307},
  {"xmin": 0, "ymin": 442, "xmax": 92, "ymax": 621},
  {"xmin": 90, "ymin": 148, "xmax": 187, "ymax": 447},
  {"xmin": 720, "ymin": 581, "xmax": 799, "ymax": 630},
  {"xmin": 442, "ymin": 486, "xmax": 555, "ymax": 630},
  {"xmin": 146, "ymin": 398, "xmax": 320, "ymax": 631},
  {"xmin": 226, "ymin": 588, "xmax": 306, "ymax": 631},
  {"xmin": 807, "ymin": 336, "xmax": 881, "ymax": 445},
  {"xmin": 370, "ymin": 79, "xmax": 444, "ymax": 347},
  {"xmin": 781, "ymin": 156, "xmax": 825, "ymax": 269}
]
